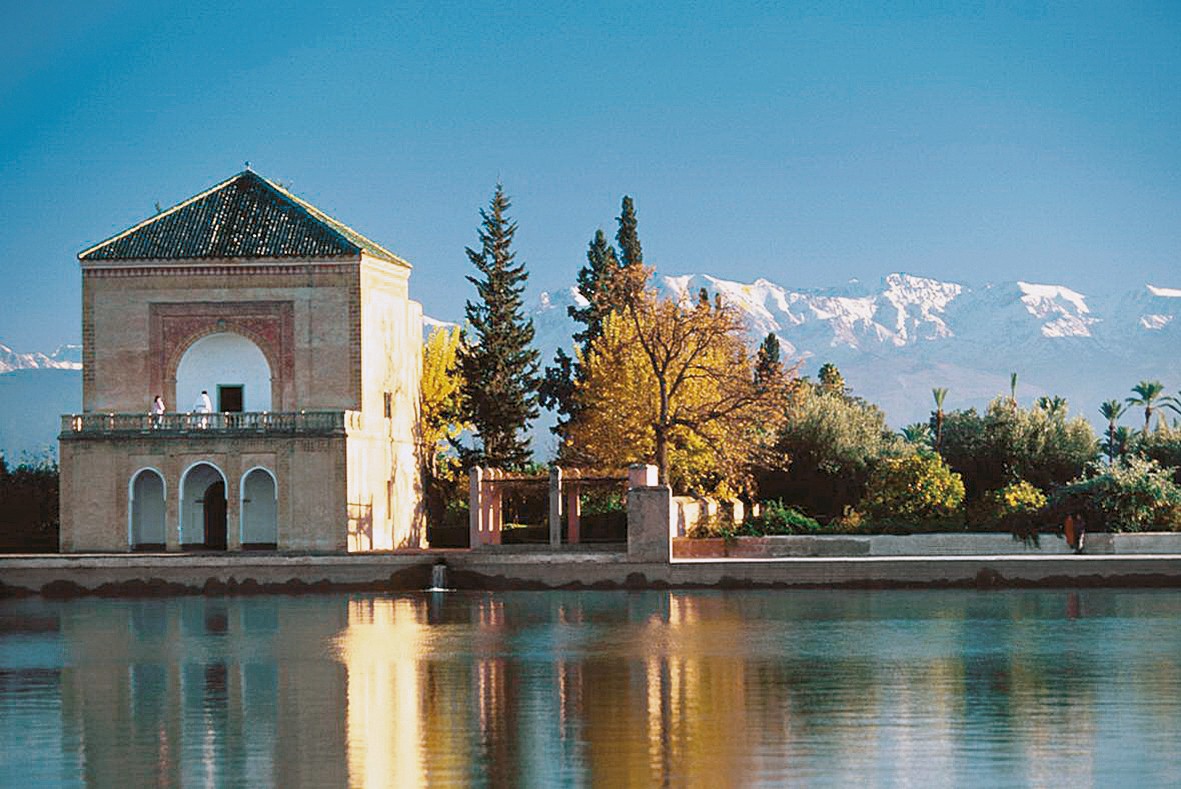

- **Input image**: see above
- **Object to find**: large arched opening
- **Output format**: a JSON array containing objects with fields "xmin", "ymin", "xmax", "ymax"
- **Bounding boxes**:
[
  {"xmin": 240, "ymin": 467, "xmax": 278, "ymax": 549},
  {"xmin": 176, "ymin": 332, "xmax": 273, "ymax": 413},
  {"xmin": 181, "ymin": 462, "xmax": 228, "ymax": 550},
  {"xmin": 129, "ymin": 468, "xmax": 166, "ymax": 550}
]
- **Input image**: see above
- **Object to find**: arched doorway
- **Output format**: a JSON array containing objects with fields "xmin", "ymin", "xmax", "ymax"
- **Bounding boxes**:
[
  {"xmin": 204, "ymin": 481, "xmax": 227, "ymax": 550},
  {"xmin": 176, "ymin": 332, "xmax": 273, "ymax": 414},
  {"xmin": 129, "ymin": 469, "xmax": 166, "ymax": 550},
  {"xmin": 181, "ymin": 462, "xmax": 228, "ymax": 550},
  {"xmin": 240, "ymin": 468, "xmax": 278, "ymax": 549}
]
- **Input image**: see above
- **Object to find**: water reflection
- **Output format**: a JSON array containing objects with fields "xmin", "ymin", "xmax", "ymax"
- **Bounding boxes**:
[{"xmin": 2, "ymin": 590, "xmax": 1181, "ymax": 786}]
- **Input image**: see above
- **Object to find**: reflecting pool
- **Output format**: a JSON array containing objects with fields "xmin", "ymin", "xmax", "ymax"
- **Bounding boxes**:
[{"xmin": 2, "ymin": 589, "xmax": 1181, "ymax": 786}]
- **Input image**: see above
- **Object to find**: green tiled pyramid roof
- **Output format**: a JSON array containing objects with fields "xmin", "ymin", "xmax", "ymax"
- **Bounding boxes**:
[{"xmin": 80, "ymin": 170, "xmax": 407, "ymax": 266}]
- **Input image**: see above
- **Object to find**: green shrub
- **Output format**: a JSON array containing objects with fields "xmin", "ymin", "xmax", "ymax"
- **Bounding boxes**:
[
  {"xmin": 938, "ymin": 398, "xmax": 1098, "ymax": 501},
  {"xmin": 1051, "ymin": 456, "xmax": 1181, "ymax": 532},
  {"xmin": 863, "ymin": 452, "xmax": 965, "ymax": 521},
  {"xmin": 741, "ymin": 500, "xmax": 822, "ymax": 535},
  {"xmin": 761, "ymin": 386, "xmax": 905, "ymax": 519}
]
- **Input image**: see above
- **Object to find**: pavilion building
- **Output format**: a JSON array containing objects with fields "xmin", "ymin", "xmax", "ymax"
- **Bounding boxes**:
[{"xmin": 59, "ymin": 170, "xmax": 424, "ymax": 552}]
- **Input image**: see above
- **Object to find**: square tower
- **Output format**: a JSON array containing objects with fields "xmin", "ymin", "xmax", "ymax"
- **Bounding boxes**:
[{"xmin": 59, "ymin": 171, "xmax": 424, "ymax": 552}]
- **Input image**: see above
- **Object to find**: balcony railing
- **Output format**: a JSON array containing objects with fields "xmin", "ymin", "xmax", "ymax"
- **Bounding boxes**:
[{"xmin": 60, "ymin": 411, "xmax": 352, "ymax": 437}]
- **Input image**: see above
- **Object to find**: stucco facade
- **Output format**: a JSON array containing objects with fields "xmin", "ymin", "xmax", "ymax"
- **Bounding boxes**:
[{"xmin": 59, "ymin": 171, "xmax": 424, "ymax": 552}]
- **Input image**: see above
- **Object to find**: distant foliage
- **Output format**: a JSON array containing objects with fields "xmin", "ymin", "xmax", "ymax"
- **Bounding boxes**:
[
  {"xmin": 1136, "ymin": 428, "xmax": 1181, "ymax": 485},
  {"xmin": 1051, "ymin": 456, "xmax": 1181, "ymax": 532},
  {"xmin": 937, "ymin": 398, "xmax": 1098, "ymax": 500},
  {"xmin": 863, "ymin": 453, "xmax": 965, "ymax": 522},
  {"xmin": 0, "ymin": 455, "xmax": 59, "ymax": 552}
]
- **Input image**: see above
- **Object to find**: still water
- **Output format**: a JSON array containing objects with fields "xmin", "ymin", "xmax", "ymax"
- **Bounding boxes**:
[{"xmin": 2, "ymin": 589, "xmax": 1181, "ymax": 787}]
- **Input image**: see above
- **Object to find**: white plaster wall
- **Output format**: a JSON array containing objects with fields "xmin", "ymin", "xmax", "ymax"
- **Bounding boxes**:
[{"xmin": 176, "ymin": 332, "xmax": 272, "ymax": 412}]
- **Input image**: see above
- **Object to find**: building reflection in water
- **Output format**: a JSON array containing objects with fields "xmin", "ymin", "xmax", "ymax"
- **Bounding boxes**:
[{"xmin": 7, "ymin": 590, "xmax": 1181, "ymax": 785}]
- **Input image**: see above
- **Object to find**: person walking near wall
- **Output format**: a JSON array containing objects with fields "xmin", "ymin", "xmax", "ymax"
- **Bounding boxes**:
[{"xmin": 151, "ymin": 395, "xmax": 165, "ymax": 428}]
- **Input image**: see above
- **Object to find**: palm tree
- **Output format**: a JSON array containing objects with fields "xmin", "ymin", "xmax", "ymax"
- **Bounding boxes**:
[
  {"xmin": 1098, "ymin": 399, "xmax": 1126, "ymax": 464},
  {"xmin": 1126, "ymin": 380, "xmax": 1166, "ymax": 432},
  {"xmin": 1106, "ymin": 426, "xmax": 1133, "ymax": 462},
  {"xmin": 1163, "ymin": 389, "xmax": 1181, "ymax": 420},
  {"xmin": 932, "ymin": 387, "xmax": 948, "ymax": 452},
  {"xmin": 901, "ymin": 422, "xmax": 932, "ymax": 448},
  {"xmin": 1036, "ymin": 395, "xmax": 1068, "ymax": 418}
]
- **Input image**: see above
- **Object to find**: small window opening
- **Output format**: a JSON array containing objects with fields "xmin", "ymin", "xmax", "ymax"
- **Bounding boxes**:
[{"xmin": 218, "ymin": 385, "xmax": 244, "ymax": 413}]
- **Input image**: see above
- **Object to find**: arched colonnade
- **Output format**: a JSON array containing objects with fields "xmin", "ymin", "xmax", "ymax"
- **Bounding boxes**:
[{"xmin": 128, "ymin": 463, "xmax": 278, "ymax": 550}]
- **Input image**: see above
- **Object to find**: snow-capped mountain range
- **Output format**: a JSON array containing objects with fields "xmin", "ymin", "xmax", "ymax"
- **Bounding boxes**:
[
  {"xmin": 0, "ymin": 343, "xmax": 81, "ymax": 374},
  {"xmin": 3, "ymin": 272, "xmax": 1180, "ymax": 460},
  {"xmin": 527, "ymin": 272, "xmax": 1181, "ymax": 442}
]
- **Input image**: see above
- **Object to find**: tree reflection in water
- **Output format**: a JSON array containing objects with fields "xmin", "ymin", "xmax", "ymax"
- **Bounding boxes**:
[{"xmin": 3, "ymin": 590, "xmax": 1181, "ymax": 785}]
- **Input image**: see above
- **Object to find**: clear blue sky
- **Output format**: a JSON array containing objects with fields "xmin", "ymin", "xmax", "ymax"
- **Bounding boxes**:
[{"xmin": 2, "ymin": 1, "xmax": 1179, "ymax": 350}]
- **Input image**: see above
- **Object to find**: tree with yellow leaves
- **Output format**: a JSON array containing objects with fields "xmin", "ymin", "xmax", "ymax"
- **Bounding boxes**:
[
  {"xmin": 565, "ymin": 270, "xmax": 793, "ymax": 495},
  {"xmin": 421, "ymin": 325, "xmax": 468, "ymax": 469}
]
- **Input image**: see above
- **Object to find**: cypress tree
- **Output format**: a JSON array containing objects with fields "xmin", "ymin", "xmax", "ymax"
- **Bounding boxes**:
[
  {"xmin": 617, "ymin": 195, "xmax": 643, "ymax": 270},
  {"xmin": 541, "ymin": 196, "xmax": 647, "ymax": 441},
  {"xmin": 456, "ymin": 184, "xmax": 540, "ymax": 468},
  {"xmin": 540, "ymin": 229, "xmax": 622, "ymax": 432},
  {"xmin": 568, "ymin": 229, "xmax": 620, "ymax": 352},
  {"xmin": 614, "ymin": 195, "xmax": 646, "ymax": 307}
]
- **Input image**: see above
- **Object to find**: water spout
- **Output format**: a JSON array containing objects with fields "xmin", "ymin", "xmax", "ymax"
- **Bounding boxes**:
[{"xmin": 427, "ymin": 562, "xmax": 449, "ymax": 592}]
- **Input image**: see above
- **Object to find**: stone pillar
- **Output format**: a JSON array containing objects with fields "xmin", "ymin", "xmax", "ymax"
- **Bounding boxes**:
[
  {"xmin": 566, "ymin": 486, "xmax": 581, "ymax": 544},
  {"xmin": 469, "ymin": 466, "xmax": 484, "ymax": 547},
  {"xmin": 489, "ymin": 484, "xmax": 502, "ymax": 545},
  {"xmin": 731, "ymin": 499, "xmax": 744, "ymax": 525},
  {"xmin": 627, "ymin": 483, "xmax": 673, "ymax": 563},
  {"xmin": 628, "ymin": 463, "xmax": 658, "ymax": 489},
  {"xmin": 549, "ymin": 466, "xmax": 562, "ymax": 547},
  {"xmin": 165, "ymin": 462, "xmax": 181, "ymax": 552},
  {"xmin": 226, "ymin": 473, "xmax": 242, "ymax": 552}
]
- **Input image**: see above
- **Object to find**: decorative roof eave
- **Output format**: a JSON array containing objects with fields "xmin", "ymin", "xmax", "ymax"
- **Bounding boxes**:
[{"xmin": 79, "ymin": 254, "xmax": 363, "ymax": 269}]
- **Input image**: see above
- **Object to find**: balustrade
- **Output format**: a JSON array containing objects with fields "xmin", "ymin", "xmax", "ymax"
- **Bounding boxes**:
[{"xmin": 60, "ymin": 411, "xmax": 351, "ymax": 437}]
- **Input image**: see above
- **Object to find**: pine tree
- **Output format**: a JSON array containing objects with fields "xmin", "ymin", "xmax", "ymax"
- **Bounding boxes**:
[
  {"xmin": 754, "ymin": 333, "xmax": 782, "ymax": 387},
  {"xmin": 456, "ymin": 184, "xmax": 540, "ymax": 469}
]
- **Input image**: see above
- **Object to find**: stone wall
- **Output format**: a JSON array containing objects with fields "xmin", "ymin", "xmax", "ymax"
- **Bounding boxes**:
[{"xmin": 59, "ymin": 433, "xmax": 348, "ymax": 552}]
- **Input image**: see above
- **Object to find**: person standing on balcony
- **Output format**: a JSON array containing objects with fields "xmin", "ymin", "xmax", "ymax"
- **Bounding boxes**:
[
  {"xmin": 151, "ymin": 395, "xmax": 165, "ymax": 428},
  {"xmin": 194, "ymin": 389, "xmax": 213, "ymax": 428}
]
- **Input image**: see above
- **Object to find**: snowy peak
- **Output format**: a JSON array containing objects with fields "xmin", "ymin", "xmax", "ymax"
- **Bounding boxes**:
[
  {"xmin": 0, "ymin": 343, "xmax": 82, "ymax": 374},
  {"xmin": 1016, "ymin": 281, "xmax": 1096, "ymax": 338}
]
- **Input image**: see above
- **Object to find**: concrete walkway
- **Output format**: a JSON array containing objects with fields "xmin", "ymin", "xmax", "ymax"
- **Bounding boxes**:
[{"xmin": 3, "ymin": 550, "xmax": 1181, "ymax": 595}]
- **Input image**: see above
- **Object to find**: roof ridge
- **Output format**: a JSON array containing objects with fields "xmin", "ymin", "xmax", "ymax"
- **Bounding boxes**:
[{"xmin": 258, "ymin": 175, "xmax": 409, "ymax": 267}]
